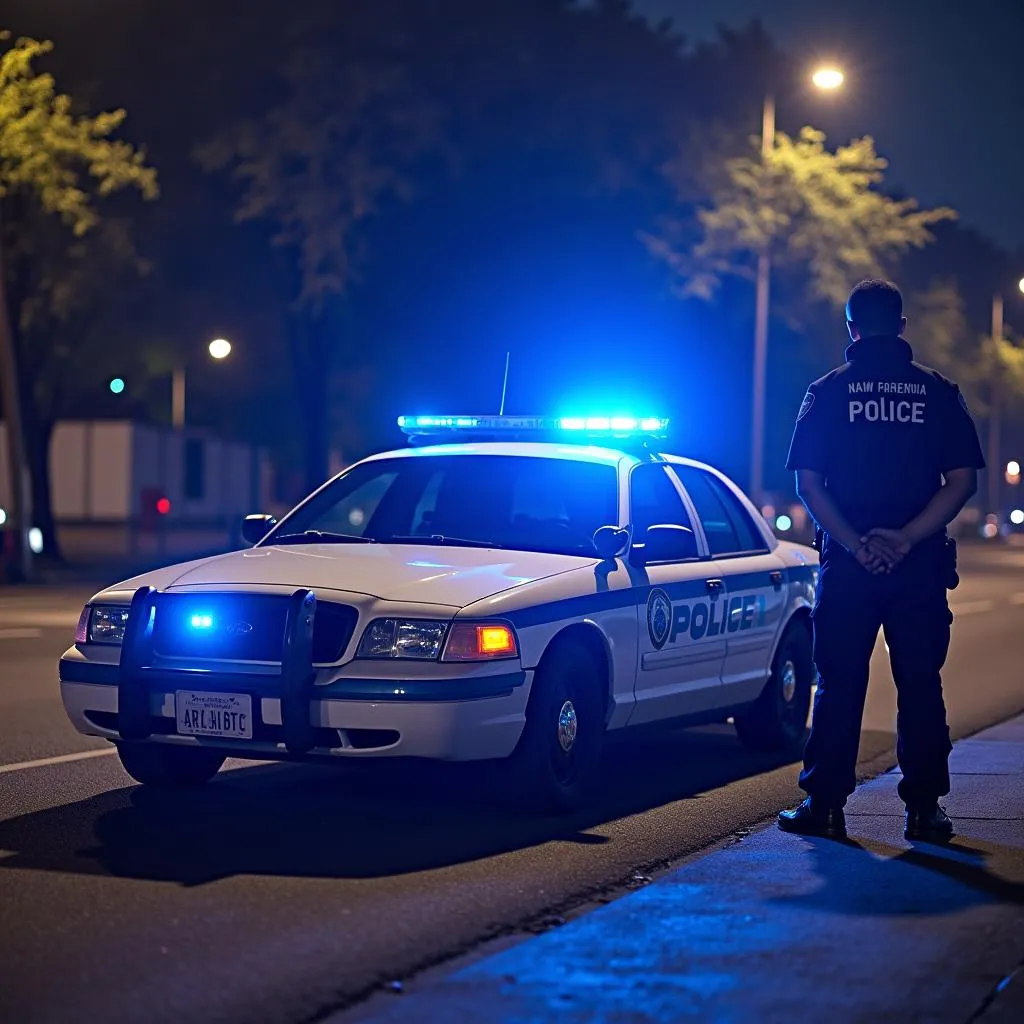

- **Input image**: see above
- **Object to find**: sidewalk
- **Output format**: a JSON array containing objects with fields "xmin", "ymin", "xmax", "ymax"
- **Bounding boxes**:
[{"xmin": 348, "ymin": 715, "xmax": 1024, "ymax": 1023}]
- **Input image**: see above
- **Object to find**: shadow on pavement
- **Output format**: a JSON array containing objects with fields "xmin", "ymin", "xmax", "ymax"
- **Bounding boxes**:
[
  {"xmin": 0, "ymin": 725, "xmax": 840, "ymax": 886},
  {"xmin": 768, "ymin": 835, "xmax": 1024, "ymax": 918}
]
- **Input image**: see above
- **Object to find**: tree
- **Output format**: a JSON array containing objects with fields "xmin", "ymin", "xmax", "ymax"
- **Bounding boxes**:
[
  {"xmin": 644, "ymin": 128, "xmax": 956, "ymax": 322},
  {"xmin": 0, "ymin": 31, "xmax": 157, "ymax": 577},
  {"xmin": 4, "ymin": 205, "xmax": 154, "ymax": 556},
  {"xmin": 196, "ymin": 7, "xmax": 438, "ymax": 493}
]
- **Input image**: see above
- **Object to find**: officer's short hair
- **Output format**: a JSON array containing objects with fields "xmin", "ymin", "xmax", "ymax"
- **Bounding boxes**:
[{"xmin": 846, "ymin": 279, "xmax": 903, "ymax": 336}]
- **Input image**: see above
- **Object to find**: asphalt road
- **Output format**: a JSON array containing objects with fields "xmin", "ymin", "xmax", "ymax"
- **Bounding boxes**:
[{"xmin": 2, "ymin": 546, "xmax": 1024, "ymax": 1024}]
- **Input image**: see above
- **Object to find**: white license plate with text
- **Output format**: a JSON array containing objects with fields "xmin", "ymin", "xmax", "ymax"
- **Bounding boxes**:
[{"xmin": 175, "ymin": 691, "xmax": 253, "ymax": 740}]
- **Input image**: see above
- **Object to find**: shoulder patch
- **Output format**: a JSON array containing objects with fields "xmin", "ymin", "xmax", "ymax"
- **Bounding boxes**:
[{"xmin": 797, "ymin": 391, "xmax": 815, "ymax": 421}]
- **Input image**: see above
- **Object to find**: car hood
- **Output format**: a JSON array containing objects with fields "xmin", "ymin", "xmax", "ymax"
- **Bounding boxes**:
[{"xmin": 99, "ymin": 543, "xmax": 598, "ymax": 609}]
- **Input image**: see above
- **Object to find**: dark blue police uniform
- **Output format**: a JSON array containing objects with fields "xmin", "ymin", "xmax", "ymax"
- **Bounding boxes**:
[{"xmin": 785, "ymin": 334, "xmax": 985, "ymax": 810}]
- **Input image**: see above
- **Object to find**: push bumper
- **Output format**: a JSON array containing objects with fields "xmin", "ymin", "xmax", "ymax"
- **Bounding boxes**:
[{"xmin": 59, "ymin": 587, "xmax": 532, "ymax": 762}]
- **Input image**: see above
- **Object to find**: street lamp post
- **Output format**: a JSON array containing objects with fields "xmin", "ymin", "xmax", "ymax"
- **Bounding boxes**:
[
  {"xmin": 987, "ymin": 294, "xmax": 1004, "ymax": 516},
  {"xmin": 986, "ymin": 282, "xmax": 1024, "ymax": 516},
  {"xmin": 749, "ymin": 67, "xmax": 844, "ymax": 505},
  {"xmin": 171, "ymin": 338, "xmax": 232, "ymax": 430}
]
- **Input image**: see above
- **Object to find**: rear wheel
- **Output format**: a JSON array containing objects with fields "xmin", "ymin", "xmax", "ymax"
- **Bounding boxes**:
[
  {"xmin": 116, "ymin": 742, "xmax": 226, "ymax": 787},
  {"xmin": 734, "ymin": 621, "xmax": 813, "ymax": 754},
  {"xmin": 508, "ymin": 639, "xmax": 605, "ymax": 814}
]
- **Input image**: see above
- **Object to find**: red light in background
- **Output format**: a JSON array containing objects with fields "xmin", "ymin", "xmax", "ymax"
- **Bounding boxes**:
[{"xmin": 156, "ymin": 497, "xmax": 171, "ymax": 515}]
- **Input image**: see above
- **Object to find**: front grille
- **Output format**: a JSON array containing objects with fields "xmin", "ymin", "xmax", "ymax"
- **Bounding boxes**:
[
  {"xmin": 150, "ymin": 593, "xmax": 357, "ymax": 664},
  {"xmin": 311, "ymin": 602, "xmax": 359, "ymax": 663}
]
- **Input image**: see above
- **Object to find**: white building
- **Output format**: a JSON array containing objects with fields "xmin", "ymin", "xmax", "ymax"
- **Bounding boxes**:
[{"xmin": 0, "ymin": 421, "xmax": 277, "ymax": 564}]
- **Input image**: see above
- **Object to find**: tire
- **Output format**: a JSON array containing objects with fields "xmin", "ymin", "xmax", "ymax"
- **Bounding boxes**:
[
  {"xmin": 734, "ymin": 620, "xmax": 813, "ymax": 754},
  {"xmin": 116, "ymin": 742, "xmax": 226, "ymax": 788},
  {"xmin": 508, "ymin": 639, "xmax": 605, "ymax": 815}
]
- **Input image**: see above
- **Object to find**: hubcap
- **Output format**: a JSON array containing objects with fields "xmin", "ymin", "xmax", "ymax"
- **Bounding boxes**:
[
  {"xmin": 781, "ymin": 660, "xmax": 797, "ymax": 703},
  {"xmin": 557, "ymin": 699, "xmax": 578, "ymax": 752}
]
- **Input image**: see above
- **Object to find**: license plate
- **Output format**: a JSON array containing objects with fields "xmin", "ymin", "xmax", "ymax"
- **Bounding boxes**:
[{"xmin": 175, "ymin": 691, "xmax": 253, "ymax": 740}]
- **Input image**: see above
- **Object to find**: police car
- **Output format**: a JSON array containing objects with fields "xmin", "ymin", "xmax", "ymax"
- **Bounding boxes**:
[{"xmin": 59, "ymin": 415, "xmax": 818, "ymax": 812}]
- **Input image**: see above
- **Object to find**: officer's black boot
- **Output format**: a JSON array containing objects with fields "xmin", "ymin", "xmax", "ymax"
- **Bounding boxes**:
[
  {"xmin": 778, "ymin": 797, "xmax": 847, "ymax": 839},
  {"xmin": 904, "ymin": 803, "xmax": 954, "ymax": 843}
]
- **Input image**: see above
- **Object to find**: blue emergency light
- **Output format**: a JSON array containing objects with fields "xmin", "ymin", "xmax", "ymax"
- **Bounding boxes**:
[{"xmin": 397, "ymin": 414, "xmax": 670, "ymax": 439}]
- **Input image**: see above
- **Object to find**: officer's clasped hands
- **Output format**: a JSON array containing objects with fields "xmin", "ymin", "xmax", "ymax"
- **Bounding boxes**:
[{"xmin": 855, "ymin": 528, "xmax": 912, "ymax": 574}]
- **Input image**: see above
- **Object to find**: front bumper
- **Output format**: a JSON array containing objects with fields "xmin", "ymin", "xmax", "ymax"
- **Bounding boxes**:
[{"xmin": 60, "ymin": 586, "xmax": 531, "ymax": 763}]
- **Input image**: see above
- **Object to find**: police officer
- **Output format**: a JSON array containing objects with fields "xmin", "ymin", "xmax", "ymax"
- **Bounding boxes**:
[{"xmin": 779, "ymin": 278, "xmax": 986, "ymax": 843}]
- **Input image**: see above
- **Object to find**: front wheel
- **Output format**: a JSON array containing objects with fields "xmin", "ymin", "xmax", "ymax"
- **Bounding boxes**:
[
  {"xmin": 734, "ymin": 621, "xmax": 813, "ymax": 754},
  {"xmin": 508, "ymin": 639, "xmax": 605, "ymax": 815},
  {"xmin": 116, "ymin": 742, "xmax": 226, "ymax": 788}
]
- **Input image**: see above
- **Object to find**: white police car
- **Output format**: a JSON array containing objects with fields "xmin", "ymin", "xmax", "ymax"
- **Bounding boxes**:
[{"xmin": 59, "ymin": 415, "xmax": 818, "ymax": 812}]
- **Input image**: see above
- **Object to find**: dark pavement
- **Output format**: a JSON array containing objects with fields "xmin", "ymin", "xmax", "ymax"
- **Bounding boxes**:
[{"xmin": 1, "ymin": 544, "xmax": 1023, "ymax": 1023}]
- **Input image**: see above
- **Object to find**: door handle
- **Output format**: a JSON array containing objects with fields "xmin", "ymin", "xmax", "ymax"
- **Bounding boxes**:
[
  {"xmin": 705, "ymin": 578, "xmax": 724, "ymax": 598},
  {"xmin": 769, "ymin": 570, "xmax": 784, "ymax": 591}
]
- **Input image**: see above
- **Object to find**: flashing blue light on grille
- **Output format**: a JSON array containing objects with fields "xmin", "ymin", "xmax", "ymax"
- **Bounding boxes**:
[
  {"xmin": 399, "ymin": 414, "xmax": 669, "ymax": 438},
  {"xmin": 190, "ymin": 614, "xmax": 214, "ymax": 630}
]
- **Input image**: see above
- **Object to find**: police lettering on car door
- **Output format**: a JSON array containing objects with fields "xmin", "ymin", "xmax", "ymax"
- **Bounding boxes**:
[
  {"xmin": 848, "ymin": 381, "xmax": 928, "ymax": 424},
  {"xmin": 646, "ymin": 587, "xmax": 767, "ymax": 650}
]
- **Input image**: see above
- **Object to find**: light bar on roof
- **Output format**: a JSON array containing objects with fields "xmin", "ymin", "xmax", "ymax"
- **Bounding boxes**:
[{"xmin": 397, "ymin": 414, "xmax": 669, "ymax": 438}]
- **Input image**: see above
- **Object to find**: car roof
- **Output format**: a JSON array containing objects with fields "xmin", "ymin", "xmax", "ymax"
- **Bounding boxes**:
[
  {"xmin": 360, "ymin": 441, "xmax": 631, "ymax": 465},
  {"xmin": 358, "ymin": 440, "xmax": 721, "ymax": 471}
]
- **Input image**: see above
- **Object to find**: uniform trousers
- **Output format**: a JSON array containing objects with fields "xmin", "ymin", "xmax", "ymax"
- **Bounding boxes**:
[{"xmin": 801, "ymin": 543, "xmax": 954, "ymax": 808}]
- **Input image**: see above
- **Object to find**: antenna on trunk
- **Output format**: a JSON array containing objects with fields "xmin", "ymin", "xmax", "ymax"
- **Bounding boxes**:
[{"xmin": 499, "ymin": 351, "xmax": 510, "ymax": 415}]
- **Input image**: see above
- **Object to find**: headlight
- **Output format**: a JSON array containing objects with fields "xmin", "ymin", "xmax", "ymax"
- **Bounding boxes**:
[
  {"xmin": 355, "ymin": 618, "xmax": 520, "ymax": 662},
  {"xmin": 87, "ymin": 605, "xmax": 130, "ymax": 645},
  {"xmin": 357, "ymin": 619, "xmax": 448, "ymax": 660}
]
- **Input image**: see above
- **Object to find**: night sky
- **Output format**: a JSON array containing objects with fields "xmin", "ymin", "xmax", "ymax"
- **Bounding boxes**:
[{"xmin": 636, "ymin": 0, "xmax": 1024, "ymax": 255}]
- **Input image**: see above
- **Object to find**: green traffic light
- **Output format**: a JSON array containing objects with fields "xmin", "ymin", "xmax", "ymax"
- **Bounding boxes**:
[{"xmin": 109, "ymin": 378, "xmax": 125, "ymax": 394}]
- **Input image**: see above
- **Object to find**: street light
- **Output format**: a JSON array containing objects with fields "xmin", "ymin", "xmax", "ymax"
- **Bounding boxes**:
[
  {"xmin": 751, "ymin": 66, "xmax": 845, "ymax": 503},
  {"xmin": 172, "ymin": 337, "xmax": 233, "ymax": 429},
  {"xmin": 208, "ymin": 338, "xmax": 232, "ymax": 360},
  {"xmin": 811, "ymin": 67, "xmax": 845, "ymax": 90}
]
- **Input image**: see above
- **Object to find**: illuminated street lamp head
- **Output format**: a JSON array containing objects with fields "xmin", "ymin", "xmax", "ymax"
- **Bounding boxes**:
[
  {"xmin": 208, "ymin": 337, "xmax": 232, "ymax": 360},
  {"xmin": 1019, "ymin": 277, "xmax": 1024, "ymax": 296},
  {"xmin": 812, "ymin": 66, "xmax": 845, "ymax": 90}
]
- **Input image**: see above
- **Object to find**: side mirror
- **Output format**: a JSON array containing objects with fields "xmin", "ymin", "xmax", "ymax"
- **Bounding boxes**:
[
  {"xmin": 634, "ymin": 524, "xmax": 698, "ymax": 564},
  {"xmin": 242, "ymin": 514, "xmax": 277, "ymax": 546},
  {"xmin": 592, "ymin": 525, "xmax": 630, "ymax": 560}
]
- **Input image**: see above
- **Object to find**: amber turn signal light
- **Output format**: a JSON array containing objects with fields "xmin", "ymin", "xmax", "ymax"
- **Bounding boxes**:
[{"xmin": 443, "ymin": 622, "xmax": 519, "ymax": 661}]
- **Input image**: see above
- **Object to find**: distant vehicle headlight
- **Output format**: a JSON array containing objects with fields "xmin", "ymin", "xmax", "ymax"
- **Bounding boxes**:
[
  {"xmin": 87, "ymin": 605, "xmax": 130, "ymax": 645},
  {"xmin": 357, "ymin": 619, "xmax": 449, "ymax": 660}
]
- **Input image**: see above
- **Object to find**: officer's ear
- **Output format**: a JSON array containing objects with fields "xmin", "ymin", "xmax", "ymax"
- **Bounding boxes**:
[
  {"xmin": 900, "ymin": 315, "xmax": 908, "ymax": 335},
  {"xmin": 846, "ymin": 320, "xmax": 859, "ymax": 341}
]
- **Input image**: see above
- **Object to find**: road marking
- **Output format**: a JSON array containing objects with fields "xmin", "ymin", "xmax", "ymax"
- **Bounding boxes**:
[
  {"xmin": 0, "ymin": 628, "xmax": 43, "ymax": 640},
  {"xmin": 951, "ymin": 600, "xmax": 995, "ymax": 615},
  {"xmin": 0, "ymin": 611, "xmax": 79, "ymax": 628},
  {"xmin": 0, "ymin": 748, "xmax": 116, "ymax": 775}
]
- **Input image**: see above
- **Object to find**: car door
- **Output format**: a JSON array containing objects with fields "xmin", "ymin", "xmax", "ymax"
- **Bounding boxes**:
[
  {"xmin": 627, "ymin": 463, "xmax": 730, "ymax": 726},
  {"xmin": 669, "ymin": 464, "xmax": 787, "ymax": 707}
]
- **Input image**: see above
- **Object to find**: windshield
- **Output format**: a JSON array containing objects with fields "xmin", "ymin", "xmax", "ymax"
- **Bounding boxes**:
[{"xmin": 266, "ymin": 455, "xmax": 619, "ymax": 557}]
